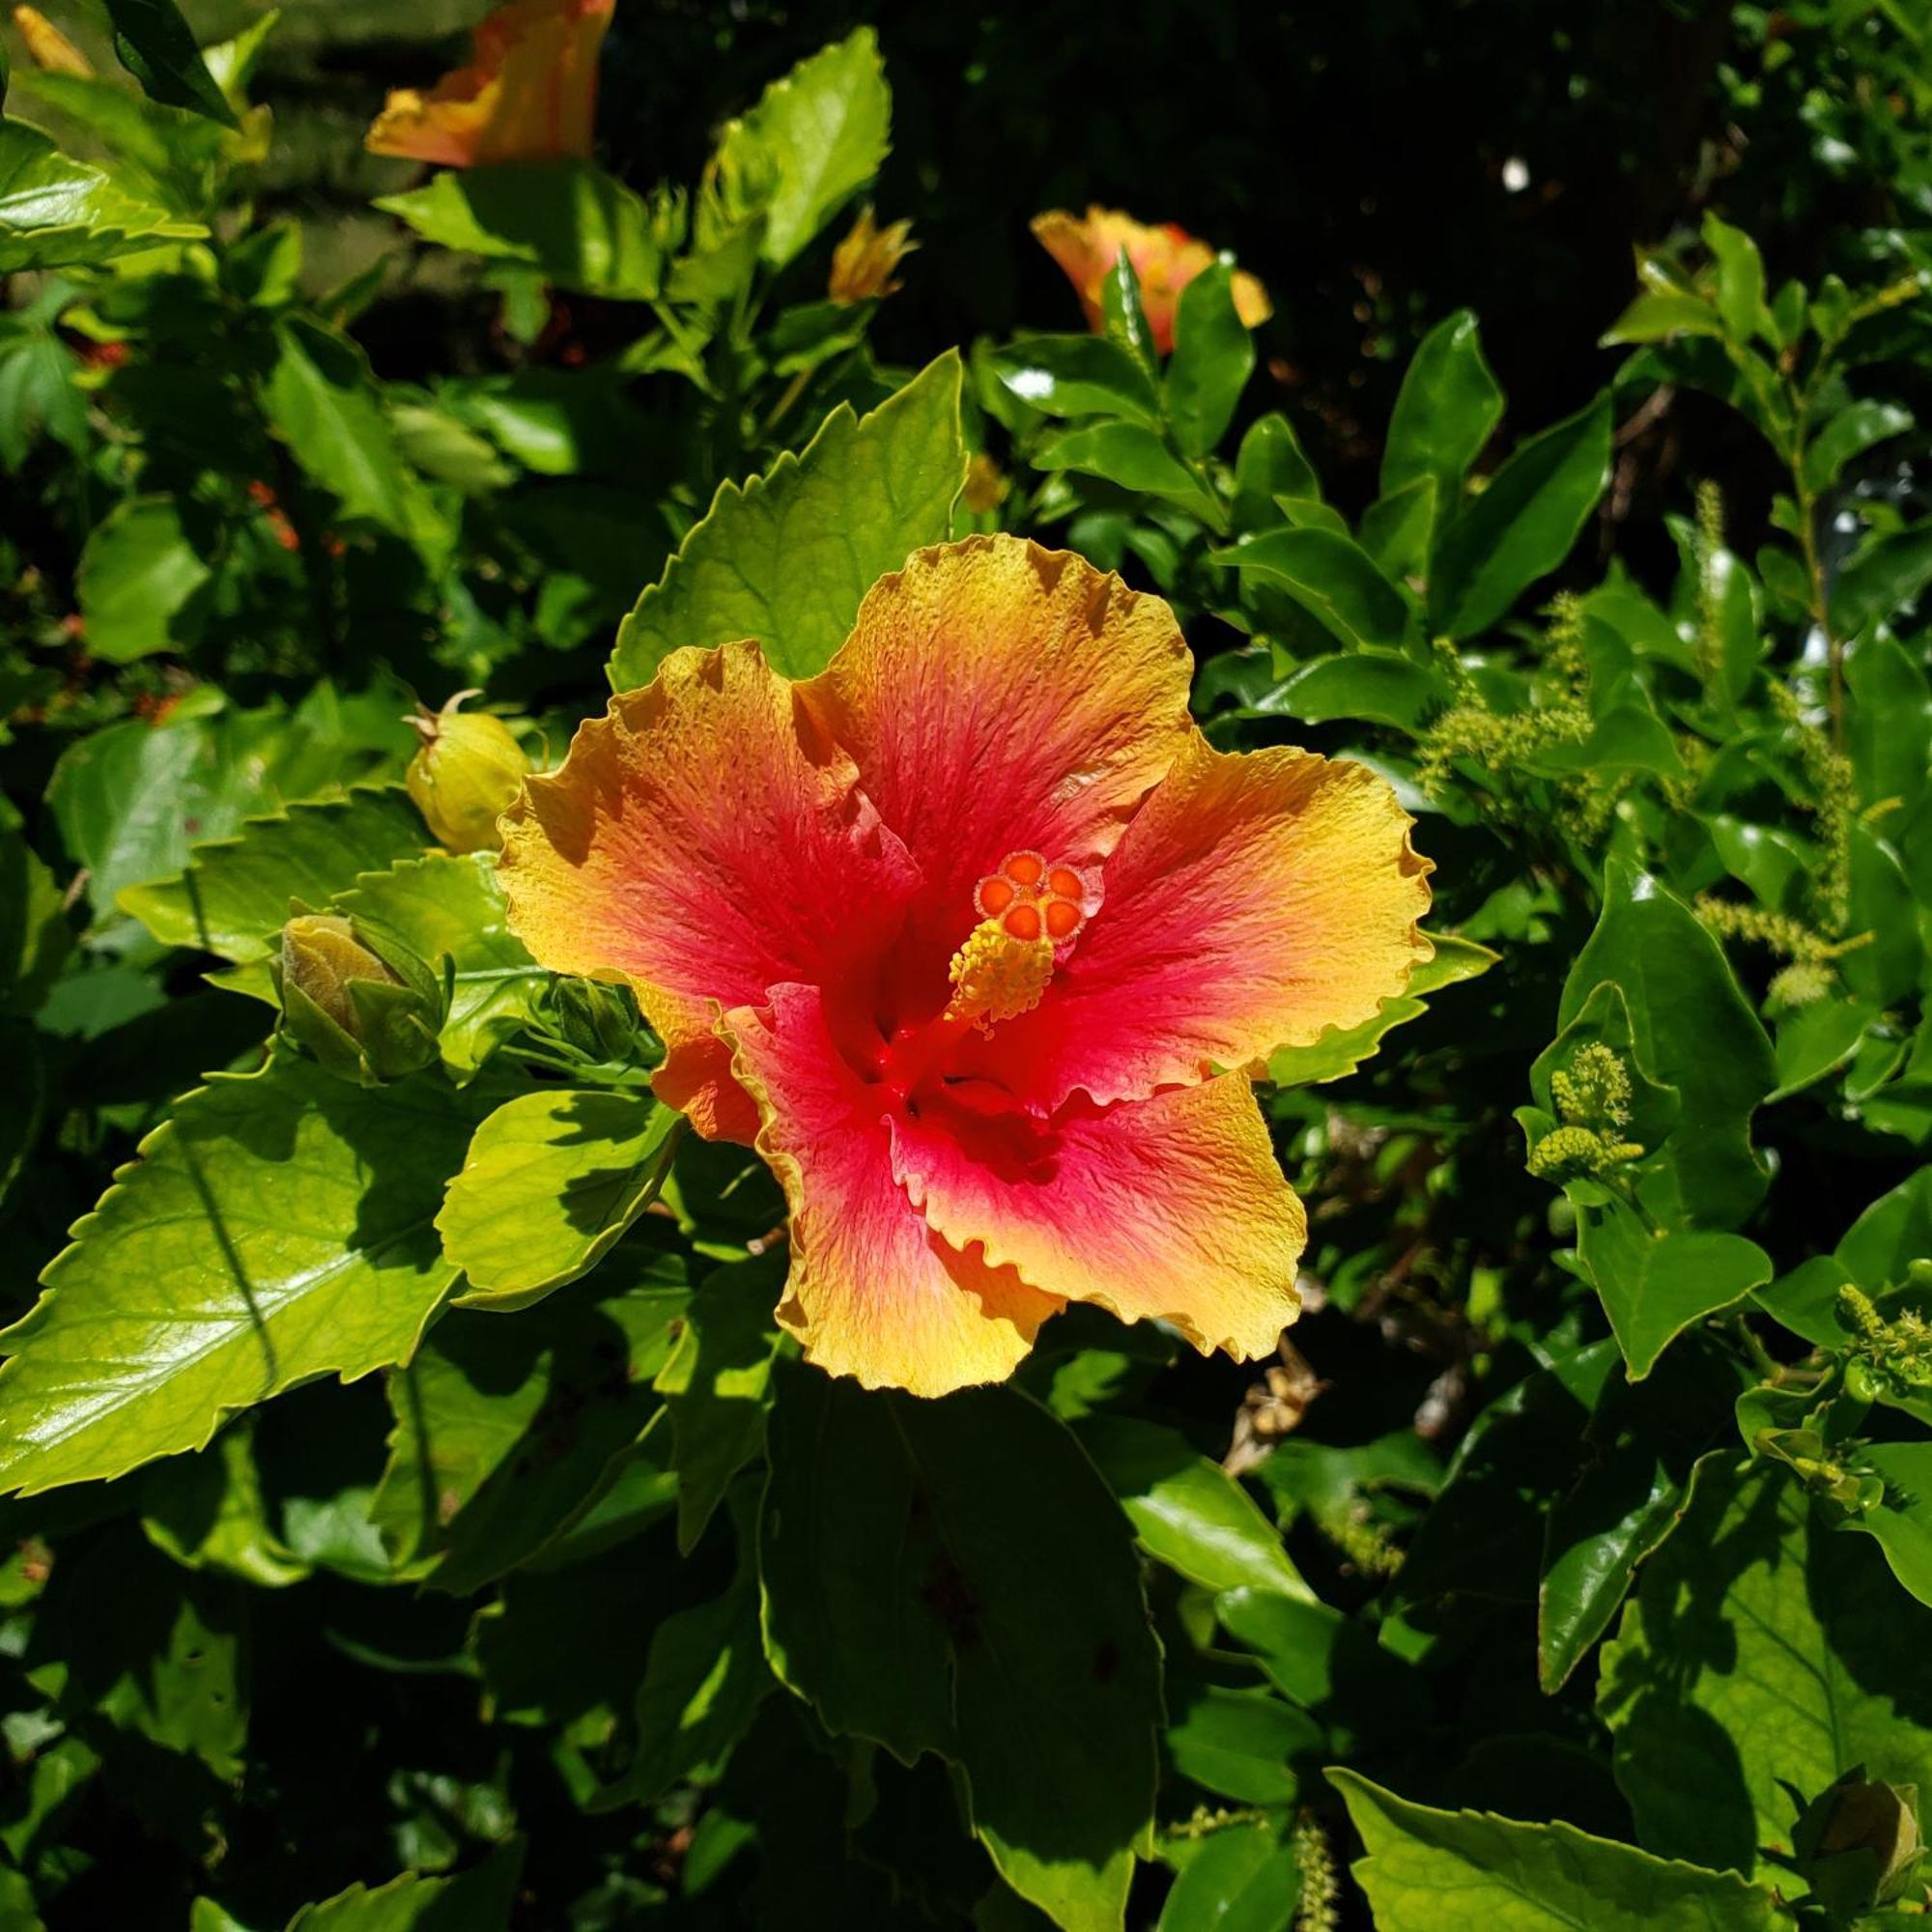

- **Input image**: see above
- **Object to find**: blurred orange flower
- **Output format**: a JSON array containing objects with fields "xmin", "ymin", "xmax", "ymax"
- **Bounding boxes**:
[
  {"xmin": 1032, "ymin": 205, "xmax": 1271, "ymax": 355},
  {"xmin": 365, "ymin": 0, "xmax": 614, "ymax": 170},
  {"xmin": 12, "ymin": 6, "xmax": 93, "ymax": 75},
  {"xmin": 828, "ymin": 206, "xmax": 916, "ymax": 305}
]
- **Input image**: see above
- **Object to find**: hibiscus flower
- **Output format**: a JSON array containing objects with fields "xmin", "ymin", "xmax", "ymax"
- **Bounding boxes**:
[
  {"xmin": 365, "ymin": 0, "xmax": 613, "ymax": 170},
  {"xmin": 499, "ymin": 536, "xmax": 1430, "ymax": 1395},
  {"xmin": 1033, "ymin": 206, "xmax": 1271, "ymax": 355}
]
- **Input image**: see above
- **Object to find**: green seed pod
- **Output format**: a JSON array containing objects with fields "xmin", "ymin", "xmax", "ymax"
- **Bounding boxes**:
[
  {"xmin": 273, "ymin": 912, "xmax": 444, "ymax": 1085},
  {"xmin": 406, "ymin": 692, "xmax": 530, "ymax": 854}
]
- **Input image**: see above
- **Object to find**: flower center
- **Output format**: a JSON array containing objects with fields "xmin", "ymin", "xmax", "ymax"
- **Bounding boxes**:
[{"xmin": 875, "ymin": 849, "xmax": 1095, "ymax": 1104}]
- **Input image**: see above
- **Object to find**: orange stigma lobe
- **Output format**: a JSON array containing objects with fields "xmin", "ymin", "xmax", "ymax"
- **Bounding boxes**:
[{"xmin": 972, "ymin": 848, "xmax": 1097, "ymax": 948}]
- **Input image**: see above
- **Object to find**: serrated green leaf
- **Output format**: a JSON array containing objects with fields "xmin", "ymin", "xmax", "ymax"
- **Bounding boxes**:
[
  {"xmin": 116, "ymin": 785, "xmax": 424, "ymax": 962},
  {"xmin": 0, "ymin": 1055, "xmax": 497, "ymax": 1496},
  {"xmin": 609, "ymin": 352, "xmax": 964, "ymax": 688},
  {"xmin": 437, "ymin": 1089, "xmax": 684, "ymax": 1313},
  {"xmin": 1599, "ymin": 1462, "xmax": 1932, "ymax": 1879},
  {"xmin": 761, "ymin": 1370, "xmax": 1161, "ymax": 1931},
  {"xmin": 1431, "ymin": 392, "xmax": 1612, "ymax": 640},
  {"xmin": 717, "ymin": 28, "xmax": 890, "ymax": 267},
  {"xmin": 0, "ymin": 116, "xmax": 205, "ymax": 271},
  {"xmin": 285, "ymin": 1840, "xmax": 523, "ymax": 1930},
  {"xmin": 263, "ymin": 316, "xmax": 446, "ymax": 553},
  {"xmin": 1332, "ymin": 1768, "xmax": 1776, "ymax": 1929}
]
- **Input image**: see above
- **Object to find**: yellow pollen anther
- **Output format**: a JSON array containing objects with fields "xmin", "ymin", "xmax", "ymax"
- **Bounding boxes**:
[{"xmin": 948, "ymin": 918, "xmax": 1054, "ymax": 1025}]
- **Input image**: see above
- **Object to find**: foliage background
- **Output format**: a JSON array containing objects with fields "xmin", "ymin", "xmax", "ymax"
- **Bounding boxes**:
[{"xmin": 3, "ymin": 1, "xmax": 1932, "ymax": 1928}]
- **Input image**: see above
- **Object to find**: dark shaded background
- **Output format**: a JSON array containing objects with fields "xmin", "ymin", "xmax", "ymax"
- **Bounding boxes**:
[{"xmin": 180, "ymin": 0, "xmax": 1918, "ymax": 523}]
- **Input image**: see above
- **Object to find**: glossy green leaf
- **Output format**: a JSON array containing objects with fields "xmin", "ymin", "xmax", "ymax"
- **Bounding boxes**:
[
  {"xmin": 117, "ymin": 785, "xmax": 424, "ymax": 962},
  {"xmin": 1359, "ymin": 473, "xmax": 1437, "ymax": 579},
  {"xmin": 1804, "ymin": 400, "xmax": 1914, "ymax": 493},
  {"xmin": 1831, "ymin": 522, "xmax": 1932, "ymax": 636},
  {"xmin": 377, "ymin": 161, "xmax": 663, "ymax": 298},
  {"xmin": 988, "ymin": 334, "xmax": 1159, "ymax": 424},
  {"xmin": 655, "ymin": 1251, "xmax": 785, "ymax": 1553},
  {"xmin": 1268, "ymin": 932, "xmax": 1497, "ymax": 1086},
  {"xmin": 74, "ymin": 495, "xmax": 211, "ymax": 665},
  {"xmin": 717, "ymin": 28, "xmax": 889, "ymax": 267},
  {"xmin": 1847, "ymin": 636, "xmax": 1932, "ymax": 818},
  {"xmin": 1167, "ymin": 265, "xmax": 1254, "ymax": 458},
  {"xmin": 1077, "ymin": 1414, "xmax": 1314, "ymax": 1601},
  {"xmin": 1598, "ymin": 1463, "xmax": 1932, "ymax": 1878},
  {"xmin": 1559, "ymin": 862, "xmax": 1775, "ymax": 1230},
  {"xmin": 1259, "ymin": 649, "xmax": 1448, "ymax": 731},
  {"xmin": 369, "ymin": 1267, "xmax": 687, "ymax": 1592},
  {"xmin": 761, "ymin": 1371, "xmax": 1161, "ymax": 1930},
  {"xmin": 0, "ymin": 1055, "xmax": 496, "ymax": 1495},
  {"xmin": 1380, "ymin": 309, "xmax": 1504, "ymax": 509},
  {"xmin": 1156, "ymin": 1823, "xmax": 1299, "ymax": 1932},
  {"xmin": 1215, "ymin": 526, "xmax": 1412, "ymax": 650},
  {"xmin": 1430, "ymin": 392, "xmax": 1613, "ymax": 639},
  {"xmin": 1231, "ymin": 412, "xmax": 1320, "ymax": 527},
  {"xmin": 1034, "ymin": 420, "xmax": 1218, "ymax": 516},
  {"xmin": 333, "ymin": 853, "xmax": 544, "ymax": 1078},
  {"xmin": 610, "ymin": 352, "xmax": 964, "ymax": 687},
  {"xmin": 1577, "ymin": 1204, "xmax": 1772, "ymax": 1379},
  {"xmin": 438, "ymin": 1089, "xmax": 683, "ymax": 1314},
  {"xmin": 0, "ymin": 116, "xmax": 205, "ymax": 270},
  {"xmin": 1333, "ymin": 1768, "xmax": 1776, "ymax": 1930},
  {"xmin": 1703, "ymin": 213, "xmax": 1770, "ymax": 344},
  {"xmin": 1599, "ymin": 289, "xmax": 1725, "ymax": 345},
  {"xmin": 101, "ymin": 0, "xmax": 238, "ymax": 127},
  {"xmin": 1855, "ymin": 1440, "xmax": 1932, "ymax": 1609},
  {"xmin": 1165, "ymin": 1682, "xmax": 1313, "ymax": 1804}
]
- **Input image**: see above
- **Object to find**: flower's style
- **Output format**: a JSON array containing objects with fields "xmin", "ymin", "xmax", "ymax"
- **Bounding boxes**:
[
  {"xmin": 500, "ymin": 537, "xmax": 1429, "ymax": 1396},
  {"xmin": 828, "ymin": 206, "xmax": 916, "ymax": 305},
  {"xmin": 365, "ymin": 0, "xmax": 613, "ymax": 170},
  {"xmin": 1033, "ymin": 205, "xmax": 1272, "ymax": 355}
]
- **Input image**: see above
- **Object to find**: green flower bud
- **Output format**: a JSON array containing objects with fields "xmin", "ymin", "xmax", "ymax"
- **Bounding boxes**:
[
  {"xmin": 406, "ymin": 692, "xmax": 530, "ymax": 854},
  {"xmin": 273, "ymin": 913, "xmax": 444, "ymax": 1085},
  {"xmin": 1794, "ymin": 1767, "xmax": 1925, "ymax": 1920}
]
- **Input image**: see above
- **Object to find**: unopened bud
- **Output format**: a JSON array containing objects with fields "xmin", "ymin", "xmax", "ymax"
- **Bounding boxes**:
[
  {"xmin": 273, "ymin": 913, "xmax": 443, "ymax": 1084},
  {"xmin": 406, "ymin": 693, "xmax": 529, "ymax": 854},
  {"xmin": 1794, "ymin": 1767, "xmax": 1924, "ymax": 1919}
]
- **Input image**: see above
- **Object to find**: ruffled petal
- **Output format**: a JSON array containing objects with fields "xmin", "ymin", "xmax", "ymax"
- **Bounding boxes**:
[
  {"xmin": 799, "ymin": 536, "xmax": 1194, "ymax": 938},
  {"xmin": 727, "ymin": 984, "xmax": 1063, "ymax": 1396},
  {"xmin": 498, "ymin": 639, "xmax": 919, "ymax": 1142},
  {"xmin": 972, "ymin": 733, "xmax": 1432, "ymax": 1109},
  {"xmin": 894, "ymin": 1074, "xmax": 1304, "ymax": 1360}
]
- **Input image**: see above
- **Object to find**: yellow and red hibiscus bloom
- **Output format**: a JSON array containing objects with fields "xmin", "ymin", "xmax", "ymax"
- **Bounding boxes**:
[
  {"xmin": 1032, "ymin": 205, "xmax": 1272, "ymax": 355},
  {"xmin": 364, "ymin": 0, "xmax": 613, "ymax": 170},
  {"xmin": 499, "ymin": 536, "xmax": 1430, "ymax": 1397}
]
